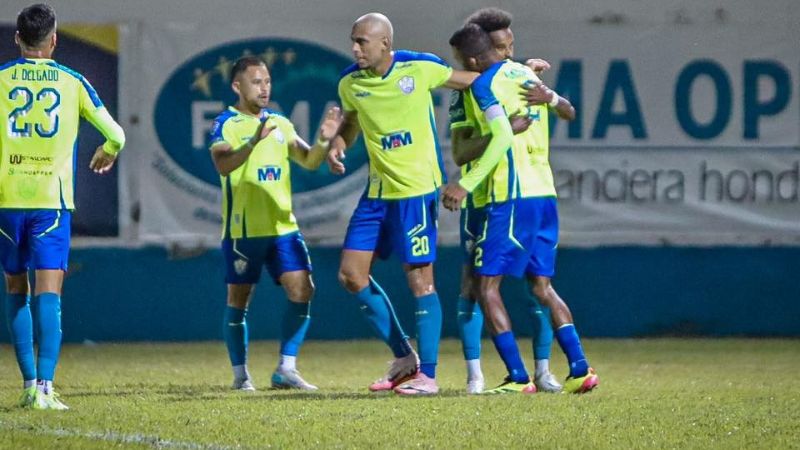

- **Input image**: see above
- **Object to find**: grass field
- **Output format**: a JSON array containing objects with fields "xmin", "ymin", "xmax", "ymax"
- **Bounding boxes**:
[{"xmin": 0, "ymin": 338, "xmax": 798, "ymax": 449}]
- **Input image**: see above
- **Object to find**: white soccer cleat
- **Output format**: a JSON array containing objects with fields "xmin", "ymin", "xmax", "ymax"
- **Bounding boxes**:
[
  {"xmin": 271, "ymin": 368, "xmax": 318, "ymax": 391},
  {"xmin": 466, "ymin": 377, "xmax": 485, "ymax": 395},
  {"xmin": 534, "ymin": 371, "xmax": 563, "ymax": 393},
  {"xmin": 232, "ymin": 377, "xmax": 256, "ymax": 392},
  {"xmin": 369, "ymin": 351, "xmax": 420, "ymax": 391},
  {"xmin": 32, "ymin": 389, "xmax": 69, "ymax": 411}
]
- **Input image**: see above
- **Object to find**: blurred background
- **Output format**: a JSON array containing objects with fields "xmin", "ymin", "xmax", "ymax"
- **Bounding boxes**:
[{"xmin": 0, "ymin": 0, "xmax": 798, "ymax": 342}]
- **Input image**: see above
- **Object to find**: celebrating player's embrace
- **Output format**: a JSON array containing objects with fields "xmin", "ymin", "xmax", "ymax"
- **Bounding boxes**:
[{"xmin": 1, "ymin": 3, "xmax": 598, "ymax": 409}]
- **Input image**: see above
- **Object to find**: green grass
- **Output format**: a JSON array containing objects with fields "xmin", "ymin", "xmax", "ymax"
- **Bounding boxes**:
[{"xmin": 1, "ymin": 339, "xmax": 798, "ymax": 449}]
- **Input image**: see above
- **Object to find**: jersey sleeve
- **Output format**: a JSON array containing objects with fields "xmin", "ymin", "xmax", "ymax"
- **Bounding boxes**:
[
  {"xmin": 208, "ymin": 114, "xmax": 231, "ymax": 149},
  {"xmin": 418, "ymin": 54, "xmax": 453, "ymax": 89},
  {"xmin": 469, "ymin": 71, "xmax": 500, "ymax": 112},
  {"xmin": 338, "ymin": 78, "xmax": 356, "ymax": 113},
  {"xmin": 276, "ymin": 115, "xmax": 298, "ymax": 144},
  {"xmin": 78, "ymin": 78, "xmax": 125, "ymax": 155}
]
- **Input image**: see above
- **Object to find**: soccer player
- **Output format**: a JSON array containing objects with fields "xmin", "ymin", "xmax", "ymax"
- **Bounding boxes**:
[
  {"xmin": 444, "ymin": 24, "xmax": 599, "ymax": 394},
  {"xmin": 326, "ymin": 12, "xmax": 478, "ymax": 395},
  {"xmin": 452, "ymin": 7, "xmax": 569, "ymax": 394},
  {"xmin": 1, "ymin": 3, "xmax": 125, "ymax": 410},
  {"xmin": 209, "ymin": 56, "xmax": 341, "ymax": 392}
]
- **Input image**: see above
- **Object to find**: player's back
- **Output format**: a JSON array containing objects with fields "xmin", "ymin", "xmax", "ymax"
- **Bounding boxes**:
[
  {"xmin": 0, "ymin": 57, "xmax": 103, "ymax": 209},
  {"xmin": 470, "ymin": 60, "xmax": 556, "ymax": 201}
]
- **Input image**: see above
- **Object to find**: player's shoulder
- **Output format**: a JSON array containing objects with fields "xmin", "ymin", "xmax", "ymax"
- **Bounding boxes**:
[
  {"xmin": 339, "ymin": 63, "xmax": 366, "ymax": 84},
  {"xmin": 44, "ymin": 60, "xmax": 89, "ymax": 83},
  {"xmin": 498, "ymin": 60, "xmax": 536, "ymax": 84},
  {"xmin": 0, "ymin": 58, "xmax": 26, "ymax": 73},
  {"xmin": 265, "ymin": 109, "xmax": 294, "ymax": 128},
  {"xmin": 393, "ymin": 50, "xmax": 449, "ymax": 68}
]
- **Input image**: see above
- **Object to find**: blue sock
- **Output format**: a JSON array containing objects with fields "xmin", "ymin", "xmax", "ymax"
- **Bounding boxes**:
[
  {"xmin": 223, "ymin": 306, "xmax": 248, "ymax": 366},
  {"xmin": 530, "ymin": 301, "xmax": 553, "ymax": 360},
  {"xmin": 555, "ymin": 324, "xmax": 590, "ymax": 377},
  {"xmin": 5, "ymin": 294, "xmax": 36, "ymax": 381},
  {"xmin": 416, "ymin": 292, "xmax": 442, "ymax": 379},
  {"xmin": 492, "ymin": 331, "xmax": 529, "ymax": 383},
  {"xmin": 34, "ymin": 293, "xmax": 62, "ymax": 381},
  {"xmin": 456, "ymin": 296, "xmax": 482, "ymax": 360},
  {"xmin": 280, "ymin": 301, "xmax": 311, "ymax": 357},
  {"xmin": 355, "ymin": 279, "xmax": 412, "ymax": 358}
]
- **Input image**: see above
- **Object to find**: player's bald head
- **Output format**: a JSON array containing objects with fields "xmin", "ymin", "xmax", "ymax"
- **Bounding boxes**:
[{"xmin": 353, "ymin": 12, "xmax": 393, "ymax": 45}]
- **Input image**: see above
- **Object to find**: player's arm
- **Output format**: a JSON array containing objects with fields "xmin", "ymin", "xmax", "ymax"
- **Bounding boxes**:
[
  {"xmin": 442, "ymin": 104, "xmax": 513, "ymax": 210},
  {"xmin": 442, "ymin": 69, "xmax": 480, "ymax": 90},
  {"xmin": 326, "ymin": 110, "xmax": 360, "ymax": 175},
  {"xmin": 83, "ymin": 106, "xmax": 126, "ymax": 174},
  {"xmin": 452, "ymin": 113, "xmax": 530, "ymax": 166},
  {"xmin": 522, "ymin": 82, "xmax": 576, "ymax": 121},
  {"xmin": 289, "ymin": 106, "xmax": 343, "ymax": 170},
  {"xmin": 211, "ymin": 118, "xmax": 276, "ymax": 177}
]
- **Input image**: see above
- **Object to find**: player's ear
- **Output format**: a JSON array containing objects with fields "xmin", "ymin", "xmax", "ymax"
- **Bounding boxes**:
[
  {"xmin": 231, "ymin": 80, "xmax": 241, "ymax": 96},
  {"xmin": 50, "ymin": 32, "xmax": 57, "ymax": 50},
  {"xmin": 14, "ymin": 31, "xmax": 20, "ymax": 48}
]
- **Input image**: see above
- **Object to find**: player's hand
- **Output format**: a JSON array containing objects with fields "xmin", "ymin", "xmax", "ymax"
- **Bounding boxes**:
[
  {"xmin": 251, "ymin": 116, "xmax": 277, "ymax": 146},
  {"xmin": 319, "ymin": 106, "xmax": 343, "ymax": 142},
  {"xmin": 326, "ymin": 143, "xmax": 346, "ymax": 175},
  {"xmin": 525, "ymin": 58, "xmax": 551, "ymax": 74},
  {"xmin": 442, "ymin": 182, "xmax": 468, "ymax": 211},
  {"xmin": 509, "ymin": 112, "xmax": 533, "ymax": 135},
  {"xmin": 522, "ymin": 82, "xmax": 556, "ymax": 106},
  {"xmin": 89, "ymin": 145, "xmax": 117, "ymax": 174}
]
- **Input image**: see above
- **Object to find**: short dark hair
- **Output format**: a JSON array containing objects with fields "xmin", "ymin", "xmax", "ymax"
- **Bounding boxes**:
[
  {"xmin": 230, "ymin": 56, "xmax": 267, "ymax": 81},
  {"xmin": 17, "ymin": 3, "xmax": 56, "ymax": 48},
  {"xmin": 466, "ymin": 7, "xmax": 513, "ymax": 33},
  {"xmin": 449, "ymin": 23, "xmax": 493, "ymax": 59}
]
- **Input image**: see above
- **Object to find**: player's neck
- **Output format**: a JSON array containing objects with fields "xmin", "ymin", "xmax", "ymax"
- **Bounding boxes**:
[
  {"xmin": 234, "ymin": 102, "xmax": 261, "ymax": 117},
  {"xmin": 20, "ymin": 48, "xmax": 53, "ymax": 60},
  {"xmin": 370, "ymin": 53, "xmax": 394, "ymax": 77}
]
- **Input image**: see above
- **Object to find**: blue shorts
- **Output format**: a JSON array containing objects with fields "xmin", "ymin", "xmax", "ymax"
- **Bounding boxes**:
[
  {"xmin": 0, "ymin": 209, "xmax": 71, "ymax": 274},
  {"xmin": 343, "ymin": 190, "xmax": 438, "ymax": 264},
  {"xmin": 474, "ymin": 197, "xmax": 559, "ymax": 278},
  {"xmin": 460, "ymin": 205, "xmax": 486, "ymax": 264},
  {"xmin": 222, "ymin": 231, "xmax": 312, "ymax": 285}
]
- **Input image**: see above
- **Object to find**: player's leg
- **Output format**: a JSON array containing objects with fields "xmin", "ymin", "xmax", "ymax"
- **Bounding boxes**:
[
  {"xmin": 339, "ymin": 195, "xmax": 416, "ymax": 390},
  {"xmin": 393, "ymin": 262, "xmax": 441, "ymax": 395},
  {"xmin": 475, "ymin": 200, "xmax": 535, "ymax": 394},
  {"xmin": 0, "ymin": 210, "xmax": 38, "ymax": 406},
  {"xmin": 29, "ymin": 210, "xmax": 70, "ymax": 410},
  {"xmin": 478, "ymin": 274, "xmax": 534, "ymax": 394},
  {"xmin": 269, "ymin": 232, "xmax": 317, "ymax": 390},
  {"xmin": 456, "ymin": 206, "xmax": 484, "ymax": 393},
  {"xmin": 390, "ymin": 192, "xmax": 442, "ymax": 396},
  {"xmin": 527, "ymin": 198, "xmax": 597, "ymax": 393},
  {"xmin": 525, "ymin": 279, "xmax": 560, "ymax": 392},
  {"xmin": 221, "ymin": 238, "xmax": 263, "ymax": 391},
  {"xmin": 457, "ymin": 264, "xmax": 484, "ymax": 393}
]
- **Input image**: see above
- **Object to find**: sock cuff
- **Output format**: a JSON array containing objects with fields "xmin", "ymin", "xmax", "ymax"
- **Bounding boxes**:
[
  {"xmin": 5, "ymin": 293, "xmax": 30, "ymax": 305},
  {"xmin": 35, "ymin": 292, "xmax": 60, "ymax": 303},
  {"xmin": 493, "ymin": 330, "xmax": 516, "ymax": 346},
  {"xmin": 225, "ymin": 306, "xmax": 247, "ymax": 322},
  {"xmin": 415, "ymin": 292, "xmax": 439, "ymax": 305}
]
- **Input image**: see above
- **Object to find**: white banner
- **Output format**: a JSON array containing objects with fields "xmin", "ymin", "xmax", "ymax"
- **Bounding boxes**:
[{"xmin": 128, "ymin": 17, "xmax": 799, "ymax": 247}]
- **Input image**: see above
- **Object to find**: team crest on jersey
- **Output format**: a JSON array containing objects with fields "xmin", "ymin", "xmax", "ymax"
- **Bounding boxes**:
[
  {"xmin": 233, "ymin": 258, "xmax": 248, "ymax": 275},
  {"xmin": 398, "ymin": 76, "xmax": 415, "ymax": 95}
]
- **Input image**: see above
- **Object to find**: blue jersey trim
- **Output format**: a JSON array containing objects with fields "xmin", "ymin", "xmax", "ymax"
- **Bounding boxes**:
[
  {"xmin": 340, "ymin": 63, "xmax": 361, "ymax": 78},
  {"xmin": 382, "ymin": 50, "xmax": 450, "ymax": 80},
  {"xmin": 210, "ymin": 109, "xmax": 237, "ymax": 143},
  {"xmin": 0, "ymin": 58, "xmax": 27, "ymax": 72},
  {"xmin": 471, "ymin": 61, "xmax": 505, "ymax": 111},
  {"xmin": 429, "ymin": 106, "xmax": 447, "ymax": 186},
  {"xmin": 224, "ymin": 177, "xmax": 234, "ymax": 239},
  {"xmin": 46, "ymin": 62, "xmax": 104, "ymax": 108}
]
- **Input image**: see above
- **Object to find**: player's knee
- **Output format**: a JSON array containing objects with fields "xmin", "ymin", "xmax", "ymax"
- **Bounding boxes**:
[
  {"xmin": 532, "ymin": 280, "xmax": 556, "ymax": 306},
  {"xmin": 338, "ymin": 267, "xmax": 367, "ymax": 294},
  {"xmin": 287, "ymin": 283, "xmax": 314, "ymax": 303},
  {"xmin": 4, "ymin": 274, "xmax": 29, "ymax": 295}
]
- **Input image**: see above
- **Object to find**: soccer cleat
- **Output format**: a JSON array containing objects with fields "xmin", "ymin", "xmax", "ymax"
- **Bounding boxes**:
[
  {"xmin": 18, "ymin": 386, "xmax": 38, "ymax": 408},
  {"xmin": 466, "ymin": 377, "xmax": 485, "ymax": 395},
  {"xmin": 232, "ymin": 377, "xmax": 256, "ymax": 392},
  {"xmin": 534, "ymin": 371, "xmax": 563, "ymax": 393},
  {"xmin": 563, "ymin": 367, "xmax": 599, "ymax": 394},
  {"xmin": 32, "ymin": 389, "xmax": 69, "ymax": 410},
  {"xmin": 271, "ymin": 368, "xmax": 318, "ymax": 391},
  {"xmin": 368, "ymin": 351, "xmax": 419, "ymax": 391},
  {"xmin": 394, "ymin": 372, "xmax": 439, "ymax": 396},
  {"xmin": 481, "ymin": 377, "xmax": 537, "ymax": 395}
]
